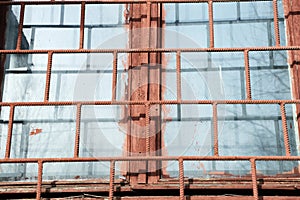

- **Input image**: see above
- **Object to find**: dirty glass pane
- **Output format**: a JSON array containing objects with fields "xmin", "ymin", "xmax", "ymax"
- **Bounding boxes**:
[
  {"xmin": 218, "ymin": 104, "xmax": 297, "ymax": 157},
  {"xmin": 249, "ymin": 51, "xmax": 291, "ymax": 100},
  {"xmin": 22, "ymin": 5, "xmax": 80, "ymax": 49},
  {"xmin": 80, "ymin": 105, "xmax": 124, "ymax": 158},
  {"xmin": 49, "ymin": 53, "xmax": 113, "ymax": 101},
  {"xmin": 183, "ymin": 161, "xmax": 250, "ymax": 178},
  {"xmin": 43, "ymin": 162, "xmax": 110, "ymax": 180},
  {"xmin": 257, "ymin": 161, "xmax": 299, "ymax": 176},
  {"xmin": 163, "ymin": 104, "xmax": 213, "ymax": 174},
  {"xmin": 0, "ymin": 163, "xmax": 37, "ymax": 182},
  {"xmin": 2, "ymin": 54, "xmax": 48, "ymax": 102},
  {"xmin": 213, "ymin": 1, "xmax": 284, "ymax": 47},
  {"xmin": 10, "ymin": 106, "xmax": 76, "ymax": 158}
]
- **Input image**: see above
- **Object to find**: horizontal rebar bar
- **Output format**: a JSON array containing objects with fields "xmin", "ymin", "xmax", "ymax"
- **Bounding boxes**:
[
  {"xmin": 1, "ymin": 156, "xmax": 300, "ymax": 164},
  {"xmin": 0, "ymin": 0, "xmax": 278, "ymax": 5},
  {"xmin": 0, "ymin": 100, "xmax": 299, "ymax": 107},
  {"xmin": 0, "ymin": 46, "xmax": 298, "ymax": 54}
]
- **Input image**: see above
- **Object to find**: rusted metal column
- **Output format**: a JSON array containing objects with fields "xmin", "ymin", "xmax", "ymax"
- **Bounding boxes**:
[
  {"xmin": 125, "ymin": 2, "xmax": 163, "ymax": 184},
  {"xmin": 283, "ymin": 0, "xmax": 300, "ymax": 137}
]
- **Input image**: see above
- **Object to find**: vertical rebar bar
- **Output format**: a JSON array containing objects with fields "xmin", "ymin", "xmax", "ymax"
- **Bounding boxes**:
[
  {"xmin": 179, "ymin": 158, "xmax": 184, "ymax": 200},
  {"xmin": 244, "ymin": 50, "xmax": 252, "ymax": 100},
  {"xmin": 36, "ymin": 160, "xmax": 43, "ymax": 200},
  {"xmin": 213, "ymin": 103, "xmax": 219, "ymax": 156},
  {"xmin": 74, "ymin": 104, "xmax": 82, "ymax": 158},
  {"xmin": 176, "ymin": 51, "xmax": 182, "ymax": 101},
  {"xmin": 109, "ymin": 160, "xmax": 115, "ymax": 200},
  {"xmin": 145, "ymin": 103, "xmax": 150, "ymax": 156},
  {"xmin": 79, "ymin": 2, "xmax": 86, "ymax": 49},
  {"xmin": 250, "ymin": 158, "xmax": 259, "ymax": 200},
  {"xmin": 112, "ymin": 51, "xmax": 118, "ymax": 101},
  {"xmin": 16, "ymin": 3, "xmax": 25, "ymax": 50},
  {"xmin": 44, "ymin": 51, "xmax": 53, "ymax": 102},
  {"xmin": 208, "ymin": 0, "xmax": 214, "ymax": 48},
  {"xmin": 5, "ymin": 105, "xmax": 15, "ymax": 159},
  {"xmin": 280, "ymin": 103, "xmax": 291, "ymax": 156},
  {"xmin": 273, "ymin": 0, "xmax": 281, "ymax": 46}
]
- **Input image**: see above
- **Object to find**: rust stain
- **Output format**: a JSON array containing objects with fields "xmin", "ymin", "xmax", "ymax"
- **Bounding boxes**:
[
  {"xmin": 119, "ymin": 3, "xmax": 167, "ymax": 184},
  {"xmin": 30, "ymin": 128, "xmax": 43, "ymax": 136}
]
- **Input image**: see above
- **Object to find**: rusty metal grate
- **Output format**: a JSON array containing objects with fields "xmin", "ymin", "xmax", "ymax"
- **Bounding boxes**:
[{"xmin": 0, "ymin": 0, "xmax": 300, "ymax": 200}]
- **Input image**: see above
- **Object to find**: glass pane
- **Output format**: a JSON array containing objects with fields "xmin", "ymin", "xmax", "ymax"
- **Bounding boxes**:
[
  {"xmin": 219, "ymin": 104, "xmax": 292, "ymax": 156},
  {"xmin": 11, "ymin": 106, "xmax": 76, "ymax": 158},
  {"xmin": 2, "ymin": 54, "xmax": 48, "ymax": 102}
]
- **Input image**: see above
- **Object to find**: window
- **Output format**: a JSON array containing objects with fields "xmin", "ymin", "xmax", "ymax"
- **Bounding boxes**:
[{"xmin": 0, "ymin": 0, "xmax": 299, "ymax": 199}]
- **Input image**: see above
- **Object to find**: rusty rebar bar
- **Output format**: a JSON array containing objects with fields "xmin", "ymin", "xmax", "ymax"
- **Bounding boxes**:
[
  {"xmin": 109, "ymin": 160, "xmax": 115, "ymax": 200},
  {"xmin": 1, "ymin": 100, "xmax": 300, "ymax": 107},
  {"xmin": 178, "ymin": 158, "xmax": 184, "ymax": 200},
  {"xmin": 0, "ymin": 0, "xmax": 277, "ymax": 5},
  {"xmin": 145, "ymin": 103, "xmax": 151, "ymax": 155},
  {"xmin": 44, "ymin": 51, "xmax": 54, "ymax": 102},
  {"xmin": 36, "ymin": 160, "xmax": 44, "ymax": 200},
  {"xmin": 208, "ymin": 0, "xmax": 214, "ymax": 48},
  {"xmin": 176, "ymin": 51, "xmax": 182, "ymax": 101},
  {"xmin": 213, "ymin": 103, "xmax": 219, "ymax": 156},
  {"xmin": 74, "ymin": 104, "xmax": 82, "ymax": 158},
  {"xmin": 250, "ymin": 158, "xmax": 259, "ymax": 200},
  {"xmin": 244, "ymin": 50, "xmax": 252, "ymax": 100},
  {"xmin": 112, "ymin": 51, "xmax": 118, "ymax": 101},
  {"xmin": 5, "ymin": 105, "xmax": 15, "ymax": 159},
  {"xmin": 79, "ymin": 2, "xmax": 86, "ymax": 49},
  {"xmin": 280, "ymin": 103, "xmax": 291, "ymax": 156},
  {"xmin": 273, "ymin": 0, "xmax": 281, "ymax": 46},
  {"xmin": 2, "ymin": 46, "xmax": 300, "ymax": 54},
  {"xmin": 1, "ymin": 156, "xmax": 300, "ymax": 164},
  {"xmin": 16, "ymin": 3, "xmax": 25, "ymax": 50}
]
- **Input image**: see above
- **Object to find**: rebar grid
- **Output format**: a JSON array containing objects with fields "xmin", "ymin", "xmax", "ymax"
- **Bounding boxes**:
[{"xmin": 0, "ymin": 0, "xmax": 298, "ymax": 200}]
